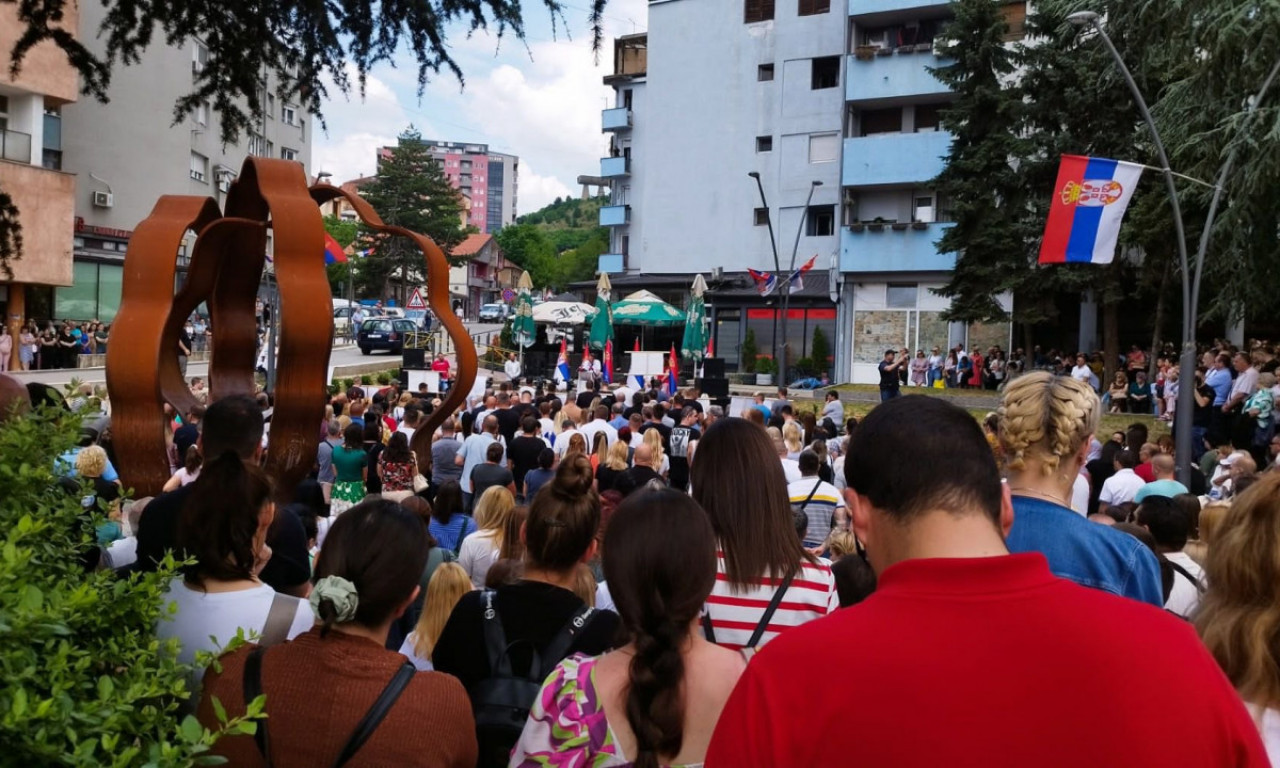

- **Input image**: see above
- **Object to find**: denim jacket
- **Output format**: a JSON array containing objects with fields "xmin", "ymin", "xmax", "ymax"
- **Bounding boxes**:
[{"xmin": 1007, "ymin": 496, "xmax": 1163, "ymax": 607}]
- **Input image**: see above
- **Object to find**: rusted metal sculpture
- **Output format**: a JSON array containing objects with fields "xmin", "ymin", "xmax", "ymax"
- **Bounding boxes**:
[{"xmin": 106, "ymin": 157, "xmax": 477, "ymax": 497}]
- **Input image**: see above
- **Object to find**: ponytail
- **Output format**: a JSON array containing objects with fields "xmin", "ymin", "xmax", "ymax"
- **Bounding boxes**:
[{"xmin": 625, "ymin": 603, "xmax": 687, "ymax": 768}]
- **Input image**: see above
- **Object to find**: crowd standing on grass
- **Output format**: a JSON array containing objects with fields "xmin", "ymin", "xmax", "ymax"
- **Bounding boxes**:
[{"xmin": 19, "ymin": 334, "xmax": 1280, "ymax": 767}]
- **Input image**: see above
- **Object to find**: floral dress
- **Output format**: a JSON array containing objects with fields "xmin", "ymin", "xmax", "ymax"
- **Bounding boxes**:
[{"xmin": 509, "ymin": 653, "xmax": 702, "ymax": 768}]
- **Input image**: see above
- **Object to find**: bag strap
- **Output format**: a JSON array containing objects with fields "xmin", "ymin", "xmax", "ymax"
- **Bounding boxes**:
[
  {"xmin": 480, "ymin": 590, "xmax": 514, "ymax": 677},
  {"xmin": 330, "ymin": 661, "xmax": 417, "ymax": 768},
  {"xmin": 745, "ymin": 571, "xmax": 795, "ymax": 651},
  {"xmin": 535, "ymin": 602, "xmax": 596, "ymax": 682},
  {"xmin": 801, "ymin": 480, "xmax": 821, "ymax": 507},
  {"xmin": 243, "ymin": 647, "xmax": 273, "ymax": 767},
  {"xmin": 700, "ymin": 611, "xmax": 716, "ymax": 643},
  {"xmin": 1167, "ymin": 560, "xmax": 1207, "ymax": 594},
  {"xmin": 259, "ymin": 593, "xmax": 299, "ymax": 648}
]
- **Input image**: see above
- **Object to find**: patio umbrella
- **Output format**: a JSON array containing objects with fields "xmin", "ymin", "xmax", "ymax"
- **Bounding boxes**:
[
  {"xmin": 588, "ymin": 272, "xmax": 615, "ymax": 350},
  {"xmin": 513, "ymin": 271, "xmax": 536, "ymax": 348},
  {"xmin": 611, "ymin": 290, "xmax": 685, "ymax": 327},
  {"xmin": 532, "ymin": 301, "xmax": 597, "ymax": 325},
  {"xmin": 680, "ymin": 274, "xmax": 708, "ymax": 361}
]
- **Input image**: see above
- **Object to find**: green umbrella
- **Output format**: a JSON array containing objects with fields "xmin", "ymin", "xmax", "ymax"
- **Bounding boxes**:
[
  {"xmin": 680, "ymin": 274, "xmax": 708, "ymax": 361},
  {"xmin": 588, "ymin": 272, "xmax": 614, "ymax": 349},
  {"xmin": 611, "ymin": 290, "xmax": 685, "ymax": 327},
  {"xmin": 513, "ymin": 271, "xmax": 536, "ymax": 348}
]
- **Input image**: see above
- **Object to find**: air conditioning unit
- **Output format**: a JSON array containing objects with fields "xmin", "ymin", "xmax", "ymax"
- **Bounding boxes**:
[
  {"xmin": 92, "ymin": 191, "xmax": 114, "ymax": 208},
  {"xmin": 915, "ymin": 206, "xmax": 935, "ymax": 223},
  {"xmin": 710, "ymin": 266, "xmax": 723, "ymax": 281}
]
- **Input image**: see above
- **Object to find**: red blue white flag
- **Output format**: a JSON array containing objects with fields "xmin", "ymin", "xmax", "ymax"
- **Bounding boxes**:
[
  {"xmin": 1039, "ymin": 154, "xmax": 1144, "ymax": 265},
  {"xmin": 667, "ymin": 343, "xmax": 679, "ymax": 395},
  {"xmin": 787, "ymin": 254, "xmax": 817, "ymax": 294},
  {"xmin": 748, "ymin": 268, "xmax": 776, "ymax": 296},
  {"xmin": 323, "ymin": 232, "xmax": 348, "ymax": 264},
  {"xmin": 603, "ymin": 340, "xmax": 614, "ymax": 384}
]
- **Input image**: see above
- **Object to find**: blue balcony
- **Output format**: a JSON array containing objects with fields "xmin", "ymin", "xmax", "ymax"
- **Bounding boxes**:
[
  {"xmin": 841, "ymin": 222, "xmax": 955, "ymax": 273},
  {"xmin": 598, "ymin": 253, "xmax": 626, "ymax": 273},
  {"xmin": 842, "ymin": 131, "xmax": 951, "ymax": 187},
  {"xmin": 599, "ymin": 204, "xmax": 631, "ymax": 226},
  {"xmin": 846, "ymin": 52, "xmax": 952, "ymax": 103},
  {"xmin": 601, "ymin": 156, "xmax": 631, "ymax": 177},
  {"xmin": 602, "ymin": 107, "xmax": 632, "ymax": 131},
  {"xmin": 849, "ymin": 0, "xmax": 950, "ymax": 17}
]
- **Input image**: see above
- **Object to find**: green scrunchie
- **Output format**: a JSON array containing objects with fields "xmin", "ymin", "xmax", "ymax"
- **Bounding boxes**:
[{"xmin": 310, "ymin": 575, "xmax": 359, "ymax": 623}]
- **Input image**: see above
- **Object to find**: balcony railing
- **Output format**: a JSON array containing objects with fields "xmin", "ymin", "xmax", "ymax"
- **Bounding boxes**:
[
  {"xmin": 601, "ymin": 156, "xmax": 631, "ymax": 177},
  {"xmin": 842, "ymin": 131, "xmax": 951, "ymax": 187},
  {"xmin": 840, "ymin": 221, "xmax": 955, "ymax": 272},
  {"xmin": 599, "ymin": 204, "xmax": 631, "ymax": 226},
  {"xmin": 1, "ymin": 129, "xmax": 32, "ymax": 164},
  {"xmin": 602, "ymin": 107, "xmax": 633, "ymax": 131},
  {"xmin": 598, "ymin": 253, "xmax": 626, "ymax": 273}
]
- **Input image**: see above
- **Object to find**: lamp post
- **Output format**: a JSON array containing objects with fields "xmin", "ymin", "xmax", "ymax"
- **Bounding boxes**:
[
  {"xmin": 748, "ymin": 171, "xmax": 783, "ymax": 368},
  {"xmin": 1067, "ymin": 11, "xmax": 1280, "ymax": 486},
  {"xmin": 781, "ymin": 180, "xmax": 823, "ymax": 378}
]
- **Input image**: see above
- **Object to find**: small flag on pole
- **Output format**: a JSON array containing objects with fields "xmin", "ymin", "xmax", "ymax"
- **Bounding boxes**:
[
  {"xmin": 1039, "ymin": 154, "xmax": 1144, "ymax": 265},
  {"xmin": 556, "ymin": 338, "xmax": 571, "ymax": 385},
  {"xmin": 748, "ymin": 268, "xmax": 777, "ymax": 297},
  {"xmin": 787, "ymin": 255, "xmax": 817, "ymax": 294},
  {"xmin": 603, "ymin": 340, "xmax": 614, "ymax": 384},
  {"xmin": 324, "ymin": 233, "xmax": 348, "ymax": 264},
  {"xmin": 666, "ymin": 343, "xmax": 679, "ymax": 396}
]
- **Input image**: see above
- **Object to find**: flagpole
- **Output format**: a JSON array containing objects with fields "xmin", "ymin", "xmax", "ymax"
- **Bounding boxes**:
[{"xmin": 781, "ymin": 180, "xmax": 823, "ymax": 381}]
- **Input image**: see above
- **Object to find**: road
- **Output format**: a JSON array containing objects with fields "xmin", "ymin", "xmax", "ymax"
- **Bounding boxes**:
[{"xmin": 6, "ymin": 322, "xmax": 505, "ymax": 388}]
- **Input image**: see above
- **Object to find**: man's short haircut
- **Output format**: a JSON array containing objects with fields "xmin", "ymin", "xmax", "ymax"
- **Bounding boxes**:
[
  {"xmin": 798, "ymin": 450, "xmax": 820, "ymax": 476},
  {"xmin": 826, "ymin": 391, "xmax": 839, "ymax": 401},
  {"xmin": 497, "ymin": 392, "xmax": 511, "ymax": 405},
  {"xmin": 1115, "ymin": 449, "xmax": 1138, "ymax": 469},
  {"xmin": 561, "ymin": 419, "xmax": 575, "ymax": 431},
  {"xmin": 1151, "ymin": 454, "xmax": 1175, "ymax": 475},
  {"xmin": 681, "ymin": 407, "xmax": 697, "ymax": 422},
  {"xmin": 653, "ymin": 403, "xmax": 666, "ymax": 420},
  {"xmin": 485, "ymin": 442, "xmax": 505, "ymax": 463},
  {"xmin": 1137, "ymin": 495, "xmax": 1192, "ymax": 550},
  {"xmin": 202, "ymin": 395, "xmax": 265, "ymax": 459},
  {"xmin": 595, "ymin": 405, "xmax": 610, "ymax": 421},
  {"xmin": 537, "ymin": 447, "xmax": 555, "ymax": 469},
  {"xmin": 844, "ymin": 396, "xmax": 1002, "ymax": 525},
  {"xmin": 326, "ymin": 419, "xmax": 341, "ymax": 437},
  {"xmin": 187, "ymin": 404, "xmax": 207, "ymax": 421},
  {"xmin": 612, "ymin": 402, "xmax": 624, "ymax": 414}
]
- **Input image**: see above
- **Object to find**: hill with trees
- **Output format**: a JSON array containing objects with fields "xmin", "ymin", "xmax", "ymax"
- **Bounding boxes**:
[{"xmin": 496, "ymin": 195, "xmax": 610, "ymax": 290}]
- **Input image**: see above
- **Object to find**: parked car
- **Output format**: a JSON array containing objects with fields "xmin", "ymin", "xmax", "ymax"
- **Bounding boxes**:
[
  {"xmin": 404, "ymin": 309, "xmax": 433, "ymax": 331},
  {"xmin": 478, "ymin": 303, "xmax": 504, "ymax": 322},
  {"xmin": 357, "ymin": 318, "xmax": 418, "ymax": 355}
]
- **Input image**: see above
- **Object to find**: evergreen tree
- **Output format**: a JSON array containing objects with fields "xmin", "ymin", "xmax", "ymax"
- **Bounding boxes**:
[
  {"xmin": 929, "ymin": 0, "xmax": 1030, "ymax": 323},
  {"xmin": 358, "ymin": 126, "xmax": 466, "ymax": 301}
]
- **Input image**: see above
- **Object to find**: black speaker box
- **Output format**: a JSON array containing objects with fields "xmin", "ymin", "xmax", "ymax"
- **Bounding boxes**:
[
  {"xmin": 402, "ymin": 348, "xmax": 427, "ymax": 369},
  {"xmin": 697, "ymin": 377, "xmax": 729, "ymax": 397},
  {"xmin": 703, "ymin": 358, "xmax": 726, "ymax": 379}
]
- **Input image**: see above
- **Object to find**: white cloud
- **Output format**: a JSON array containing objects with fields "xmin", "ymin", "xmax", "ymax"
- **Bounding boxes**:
[
  {"xmin": 518, "ymin": 162, "xmax": 575, "ymax": 213},
  {"xmin": 313, "ymin": 66, "xmax": 425, "ymax": 184}
]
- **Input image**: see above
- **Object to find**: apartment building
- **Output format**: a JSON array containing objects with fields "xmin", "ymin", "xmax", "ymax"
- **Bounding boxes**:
[
  {"xmin": 50, "ymin": 0, "xmax": 312, "ymax": 323},
  {"xmin": 595, "ymin": 0, "xmax": 1025, "ymax": 382},
  {"xmin": 380, "ymin": 139, "xmax": 518, "ymax": 234},
  {"xmin": 0, "ymin": 4, "xmax": 78, "ymax": 368}
]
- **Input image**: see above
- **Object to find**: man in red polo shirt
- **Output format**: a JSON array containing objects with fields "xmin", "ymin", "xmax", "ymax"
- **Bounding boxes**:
[{"xmin": 706, "ymin": 396, "xmax": 1267, "ymax": 768}]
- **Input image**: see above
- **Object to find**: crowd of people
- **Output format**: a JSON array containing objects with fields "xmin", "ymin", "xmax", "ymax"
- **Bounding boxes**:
[{"xmin": 27, "ymin": 345, "xmax": 1280, "ymax": 767}]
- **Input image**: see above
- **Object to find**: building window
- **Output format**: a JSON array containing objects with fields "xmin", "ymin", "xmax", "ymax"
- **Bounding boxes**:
[
  {"xmin": 798, "ymin": 0, "xmax": 830, "ymax": 15},
  {"xmin": 192, "ymin": 42, "xmax": 208, "ymax": 75},
  {"xmin": 0, "ymin": 95, "xmax": 9, "ymax": 131},
  {"xmin": 811, "ymin": 56, "xmax": 839, "ymax": 89},
  {"xmin": 621, "ymin": 235, "xmax": 630, "ymax": 255},
  {"xmin": 756, "ymin": 135, "xmax": 773, "ymax": 152},
  {"xmin": 754, "ymin": 207, "xmax": 770, "ymax": 227},
  {"xmin": 248, "ymin": 133, "xmax": 266, "ymax": 156},
  {"xmin": 758, "ymin": 63, "xmax": 774, "ymax": 81},
  {"xmin": 886, "ymin": 284, "xmax": 918, "ymax": 308},
  {"xmin": 805, "ymin": 205, "xmax": 835, "ymax": 237},
  {"xmin": 915, "ymin": 103, "xmax": 943, "ymax": 132},
  {"xmin": 744, "ymin": 0, "xmax": 774, "ymax": 24},
  {"xmin": 623, "ymin": 88, "xmax": 634, "ymax": 108},
  {"xmin": 42, "ymin": 109, "xmax": 62, "ymax": 170},
  {"xmin": 282, "ymin": 104, "xmax": 296, "ymax": 125},
  {"xmin": 860, "ymin": 107, "xmax": 903, "ymax": 136},
  {"xmin": 266, "ymin": 93, "xmax": 275, "ymax": 118},
  {"xmin": 281, "ymin": 147, "xmax": 298, "ymax": 161},
  {"xmin": 1000, "ymin": 1, "xmax": 1028, "ymax": 41},
  {"xmin": 193, "ymin": 102, "xmax": 208, "ymax": 126},
  {"xmin": 808, "ymin": 133, "xmax": 839, "ymax": 163},
  {"xmin": 190, "ymin": 151, "xmax": 208, "ymax": 182}
]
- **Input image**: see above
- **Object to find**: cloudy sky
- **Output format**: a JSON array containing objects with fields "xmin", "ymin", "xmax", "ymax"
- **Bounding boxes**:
[{"xmin": 312, "ymin": 0, "xmax": 648, "ymax": 216}]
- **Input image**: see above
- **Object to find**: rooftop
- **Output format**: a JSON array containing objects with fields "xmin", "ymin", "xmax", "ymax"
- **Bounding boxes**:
[{"xmin": 451, "ymin": 233, "xmax": 493, "ymax": 258}]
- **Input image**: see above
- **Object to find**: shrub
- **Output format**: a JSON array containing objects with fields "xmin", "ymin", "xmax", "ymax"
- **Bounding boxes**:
[
  {"xmin": 755, "ymin": 356, "xmax": 779, "ymax": 376},
  {"xmin": 810, "ymin": 327, "xmax": 831, "ymax": 374},
  {"xmin": 740, "ymin": 329, "xmax": 759, "ymax": 374},
  {"xmin": 376, "ymin": 371, "xmax": 393, "ymax": 385},
  {"xmin": 0, "ymin": 400, "xmax": 258, "ymax": 766}
]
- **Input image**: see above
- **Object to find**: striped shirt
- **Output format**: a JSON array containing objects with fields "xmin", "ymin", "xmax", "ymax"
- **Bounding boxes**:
[
  {"xmin": 704, "ymin": 550, "xmax": 838, "ymax": 651},
  {"xmin": 788, "ymin": 477, "xmax": 845, "ymax": 548}
]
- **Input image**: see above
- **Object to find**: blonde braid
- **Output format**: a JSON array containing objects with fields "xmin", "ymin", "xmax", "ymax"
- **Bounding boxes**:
[{"xmin": 999, "ymin": 372, "xmax": 1099, "ymax": 477}]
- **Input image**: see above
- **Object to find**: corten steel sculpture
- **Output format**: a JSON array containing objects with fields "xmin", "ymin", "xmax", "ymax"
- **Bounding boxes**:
[{"xmin": 106, "ymin": 157, "xmax": 477, "ymax": 498}]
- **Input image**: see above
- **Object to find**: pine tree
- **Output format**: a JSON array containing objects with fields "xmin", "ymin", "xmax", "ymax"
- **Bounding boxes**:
[
  {"xmin": 929, "ymin": 0, "xmax": 1030, "ymax": 323},
  {"xmin": 358, "ymin": 126, "xmax": 467, "ymax": 301}
]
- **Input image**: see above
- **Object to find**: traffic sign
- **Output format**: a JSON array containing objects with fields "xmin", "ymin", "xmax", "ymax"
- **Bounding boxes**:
[
  {"xmin": 406, "ymin": 287, "xmax": 427, "ymax": 310},
  {"xmin": 502, "ymin": 288, "xmax": 515, "ymax": 303}
]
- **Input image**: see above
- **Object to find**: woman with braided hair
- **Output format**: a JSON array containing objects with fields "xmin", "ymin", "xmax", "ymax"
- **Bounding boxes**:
[
  {"xmin": 999, "ymin": 371, "xmax": 1164, "ymax": 607},
  {"xmin": 510, "ymin": 487, "xmax": 744, "ymax": 767}
]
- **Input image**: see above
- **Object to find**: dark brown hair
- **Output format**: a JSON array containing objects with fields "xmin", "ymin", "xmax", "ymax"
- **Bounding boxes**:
[
  {"xmin": 690, "ymin": 418, "xmax": 811, "ymax": 588},
  {"xmin": 604, "ymin": 488, "xmax": 716, "ymax": 768},
  {"xmin": 313, "ymin": 499, "xmax": 428, "ymax": 635},
  {"xmin": 383, "ymin": 431, "xmax": 412, "ymax": 463},
  {"xmin": 179, "ymin": 452, "xmax": 272, "ymax": 586},
  {"xmin": 526, "ymin": 454, "xmax": 600, "ymax": 572},
  {"xmin": 432, "ymin": 480, "xmax": 464, "ymax": 524},
  {"xmin": 498, "ymin": 505, "xmax": 529, "ymax": 561}
]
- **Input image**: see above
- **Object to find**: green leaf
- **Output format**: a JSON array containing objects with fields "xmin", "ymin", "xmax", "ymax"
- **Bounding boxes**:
[
  {"xmin": 97, "ymin": 675, "xmax": 114, "ymax": 700},
  {"xmin": 19, "ymin": 583, "xmax": 42, "ymax": 610},
  {"xmin": 180, "ymin": 714, "xmax": 203, "ymax": 744},
  {"xmin": 210, "ymin": 696, "xmax": 227, "ymax": 725},
  {"xmin": 11, "ymin": 686, "xmax": 26, "ymax": 717}
]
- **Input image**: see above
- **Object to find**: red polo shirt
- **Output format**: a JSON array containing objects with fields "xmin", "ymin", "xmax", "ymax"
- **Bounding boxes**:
[{"xmin": 706, "ymin": 553, "xmax": 1267, "ymax": 768}]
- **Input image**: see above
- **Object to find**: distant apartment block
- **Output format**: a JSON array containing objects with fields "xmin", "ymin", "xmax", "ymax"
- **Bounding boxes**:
[{"xmin": 379, "ymin": 139, "xmax": 518, "ymax": 234}]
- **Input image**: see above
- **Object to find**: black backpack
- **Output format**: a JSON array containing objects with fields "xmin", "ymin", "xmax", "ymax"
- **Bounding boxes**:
[{"xmin": 469, "ymin": 589, "xmax": 595, "ymax": 767}]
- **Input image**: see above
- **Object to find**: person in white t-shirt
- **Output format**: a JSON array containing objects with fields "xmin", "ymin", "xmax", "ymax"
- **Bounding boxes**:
[
  {"xmin": 1099, "ymin": 449, "xmax": 1146, "ymax": 516},
  {"xmin": 155, "ymin": 454, "xmax": 313, "ymax": 672},
  {"xmin": 1070, "ymin": 354, "xmax": 1097, "ymax": 391},
  {"xmin": 1136, "ymin": 495, "xmax": 1204, "ymax": 619}
]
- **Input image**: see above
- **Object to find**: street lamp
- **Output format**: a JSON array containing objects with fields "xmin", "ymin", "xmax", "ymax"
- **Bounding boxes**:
[
  {"xmin": 780, "ymin": 180, "xmax": 824, "ymax": 378},
  {"xmin": 748, "ymin": 171, "xmax": 783, "ymax": 368},
  {"xmin": 1067, "ymin": 10, "xmax": 1280, "ymax": 486}
]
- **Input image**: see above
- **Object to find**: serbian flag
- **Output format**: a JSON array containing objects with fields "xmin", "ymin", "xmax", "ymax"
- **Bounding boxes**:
[
  {"xmin": 632, "ymin": 338, "xmax": 645, "ymax": 389},
  {"xmin": 666, "ymin": 343, "xmax": 679, "ymax": 395},
  {"xmin": 787, "ymin": 255, "xmax": 817, "ymax": 294},
  {"xmin": 323, "ymin": 232, "xmax": 348, "ymax": 264},
  {"xmin": 603, "ymin": 340, "xmax": 614, "ymax": 384},
  {"xmin": 748, "ymin": 268, "xmax": 776, "ymax": 296},
  {"xmin": 1039, "ymin": 155, "xmax": 1144, "ymax": 265},
  {"xmin": 706, "ymin": 337, "xmax": 714, "ymax": 358},
  {"xmin": 556, "ymin": 338, "xmax": 571, "ymax": 384}
]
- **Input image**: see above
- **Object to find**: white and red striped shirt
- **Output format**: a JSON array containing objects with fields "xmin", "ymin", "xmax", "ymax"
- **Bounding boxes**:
[{"xmin": 704, "ymin": 550, "xmax": 838, "ymax": 651}]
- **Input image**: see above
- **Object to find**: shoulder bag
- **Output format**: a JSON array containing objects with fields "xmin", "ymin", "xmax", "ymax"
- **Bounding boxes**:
[{"xmin": 700, "ymin": 570, "xmax": 796, "ymax": 659}]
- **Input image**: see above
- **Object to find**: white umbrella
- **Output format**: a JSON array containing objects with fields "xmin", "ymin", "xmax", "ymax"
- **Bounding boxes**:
[{"xmin": 532, "ymin": 301, "xmax": 597, "ymax": 325}]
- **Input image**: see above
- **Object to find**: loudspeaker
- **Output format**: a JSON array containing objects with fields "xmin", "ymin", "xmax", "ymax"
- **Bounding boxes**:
[
  {"xmin": 697, "ymin": 377, "xmax": 729, "ymax": 397},
  {"xmin": 703, "ymin": 358, "xmax": 726, "ymax": 379},
  {"xmin": 402, "ymin": 348, "xmax": 427, "ymax": 369}
]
